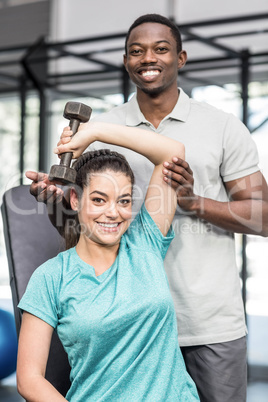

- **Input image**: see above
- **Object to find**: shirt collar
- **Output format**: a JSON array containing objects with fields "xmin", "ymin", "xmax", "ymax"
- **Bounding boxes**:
[{"xmin": 125, "ymin": 88, "xmax": 190, "ymax": 127}]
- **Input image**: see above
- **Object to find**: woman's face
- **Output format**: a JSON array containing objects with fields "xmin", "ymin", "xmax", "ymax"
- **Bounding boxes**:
[{"xmin": 71, "ymin": 170, "xmax": 132, "ymax": 247}]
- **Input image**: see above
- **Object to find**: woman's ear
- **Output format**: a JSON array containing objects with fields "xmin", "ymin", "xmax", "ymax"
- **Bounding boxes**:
[{"xmin": 70, "ymin": 187, "xmax": 79, "ymax": 211}]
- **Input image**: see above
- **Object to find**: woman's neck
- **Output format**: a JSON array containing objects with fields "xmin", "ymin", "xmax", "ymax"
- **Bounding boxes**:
[{"xmin": 75, "ymin": 237, "xmax": 120, "ymax": 276}]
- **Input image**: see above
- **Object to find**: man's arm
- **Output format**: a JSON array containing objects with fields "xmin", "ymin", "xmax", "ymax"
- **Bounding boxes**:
[{"xmin": 163, "ymin": 157, "xmax": 268, "ymax": 237}]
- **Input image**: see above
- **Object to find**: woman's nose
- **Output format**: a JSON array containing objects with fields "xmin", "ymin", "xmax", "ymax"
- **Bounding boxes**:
[{"xmin": 105, "ymin": 202, "xmax": 119, "ymax": 218}]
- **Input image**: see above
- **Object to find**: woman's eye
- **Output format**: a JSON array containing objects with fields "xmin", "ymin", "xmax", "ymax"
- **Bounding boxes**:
[
  {"xmin": 119, "ymin": 199, "xmax": 131, "ymax": 205},
  {"xmin": 92, "ymin": 198, "xmax": 105, "ymax": 204}
]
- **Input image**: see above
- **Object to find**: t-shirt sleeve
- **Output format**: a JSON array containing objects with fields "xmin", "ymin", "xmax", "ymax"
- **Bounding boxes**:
[
  {"xmin": 126, "ymin": 203, "xmax": 174, "ymax": 259},
  {"xmin": 221, "ymin": 114, "xmax": 259, "ymax": 182},
  {"xmin": 18, "ymin": 259, "xmax": 61, "ymax": 328}
]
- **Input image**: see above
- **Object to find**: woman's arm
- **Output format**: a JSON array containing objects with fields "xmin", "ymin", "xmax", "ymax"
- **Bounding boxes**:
[
  {"xmin": 55, "ymin": 122, "xmax": 185, "ymax": 235},
  {"xmin": 17, "ymin": 312, "xmax": 67, "ymax": 401}
]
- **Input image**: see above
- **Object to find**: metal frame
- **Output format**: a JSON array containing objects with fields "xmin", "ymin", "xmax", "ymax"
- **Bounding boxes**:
[{"xmin": 0, "ymin": 12, "xmax": 267, "ymax": 93}]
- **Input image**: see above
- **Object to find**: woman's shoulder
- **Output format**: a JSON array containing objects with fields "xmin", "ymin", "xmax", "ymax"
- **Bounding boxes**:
[
  {"xmin": 124, "ymin": 204, "xmax": 174, "ymax": 255},
  {"xmin": 32, "ymin": 248, "xmax": 75, "ymax": 279}
]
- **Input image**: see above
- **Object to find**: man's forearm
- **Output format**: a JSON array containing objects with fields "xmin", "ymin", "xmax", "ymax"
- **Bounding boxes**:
[{"xmin": 193, "ymin": 196, "xmax": 268, "ymax": 236}]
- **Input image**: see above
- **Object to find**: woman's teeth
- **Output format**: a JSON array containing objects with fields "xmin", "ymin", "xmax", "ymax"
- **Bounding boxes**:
[{"xmin": 98, "ymin": 222, "xmax": 119, "ymax": 228}]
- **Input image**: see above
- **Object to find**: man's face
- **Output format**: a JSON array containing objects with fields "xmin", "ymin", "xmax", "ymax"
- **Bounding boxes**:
[{"xmin": 124, "ymin": 22, "xmax": 186, "ymax": 97}]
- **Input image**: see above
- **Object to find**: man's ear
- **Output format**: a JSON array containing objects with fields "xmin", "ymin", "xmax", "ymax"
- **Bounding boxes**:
[
  {"xmin": 70, "ymin": 187, "xmax": 79, "ymax": 211},
  {"xmin": 177, "ymin": 50, "xmax": 187, "ymax": 70},
  {"xmin": 123, "ymin": 54, "xmax": 128, "ymax": 73}
]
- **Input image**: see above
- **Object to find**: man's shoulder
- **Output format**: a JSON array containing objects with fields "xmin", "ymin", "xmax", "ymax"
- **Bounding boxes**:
[
  {"xmin": 189, "ymin": 96, "xmax": 229, "ymax": 117},
  {"xmin": 178, "ymin": 89, "xmax": 235, "ymax": 127},
  {"xmin": 92, "ymin": 102, "xmax": 128, "ymax": 124},
  {"xmin": 187, "ymin": 96, "xmax": 245, "ymax": 130}
]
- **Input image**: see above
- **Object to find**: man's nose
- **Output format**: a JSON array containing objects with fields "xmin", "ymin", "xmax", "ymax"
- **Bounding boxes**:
[{"xmin": 141, "ymin": 49, "xmax": 157, "ymax": 63}]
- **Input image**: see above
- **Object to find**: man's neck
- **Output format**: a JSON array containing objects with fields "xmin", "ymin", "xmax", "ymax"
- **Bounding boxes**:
[{"xmin": 137, "ymin": 88, "xmax": 180, "ymax": 129}]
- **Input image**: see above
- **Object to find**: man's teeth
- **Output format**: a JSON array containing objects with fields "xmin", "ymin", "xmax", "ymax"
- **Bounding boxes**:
[
  {"xmin": 142, "ymin": 70, "xmax": 160, "ymax": 77},
  {"xmin": 98, "ymin": 222, "xmax": 119, "ymax": 228}
]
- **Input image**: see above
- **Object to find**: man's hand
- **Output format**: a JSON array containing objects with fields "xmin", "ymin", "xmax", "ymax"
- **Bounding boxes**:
[
  {"xmin": 25, "ymin": 171, "xmax": 64, "ymax": 204},
  {"xmin": 163, "ymin": 158, "xmax": 268, "ymax": 236},
  {"xmin": 163, "ymin": 157, "xmax": 199, "ymax": 212}
]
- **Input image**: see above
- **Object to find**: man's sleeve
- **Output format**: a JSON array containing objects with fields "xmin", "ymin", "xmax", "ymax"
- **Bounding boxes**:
[{"xmin": 221, "ymin": 114, "xmax": 259, "ymax": 182}]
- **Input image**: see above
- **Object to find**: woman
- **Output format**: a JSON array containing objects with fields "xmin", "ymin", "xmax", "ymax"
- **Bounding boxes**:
[{"xmin": 17, "ymin": 121, "xmax": 199, "ymax": 401}]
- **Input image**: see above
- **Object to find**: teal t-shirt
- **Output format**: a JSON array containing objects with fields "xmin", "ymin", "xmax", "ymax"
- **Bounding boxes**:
[{"xmin": 19, "ymin": 204, "xmax": 199, "ymax": 401}]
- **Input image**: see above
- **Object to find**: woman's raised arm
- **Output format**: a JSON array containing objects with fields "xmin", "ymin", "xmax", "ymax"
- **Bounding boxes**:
[{"xmin": 55, "ymin": 122, "xmax": 185, "ymax": 235}]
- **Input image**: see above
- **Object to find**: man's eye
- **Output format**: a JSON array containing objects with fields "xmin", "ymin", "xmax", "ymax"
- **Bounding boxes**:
[
  {"xmin": 157, "ymin": 47, "xmax": 168, "ymax": 52},
  {"xmin": 130, "ymin": 49, "xmax": 142, "ymax": 55}
]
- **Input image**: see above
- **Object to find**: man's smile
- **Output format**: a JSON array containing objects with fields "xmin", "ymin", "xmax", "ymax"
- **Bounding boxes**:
[{"xmin": 140, "ymin": 70, "xmax": 160, "ymax": 77}]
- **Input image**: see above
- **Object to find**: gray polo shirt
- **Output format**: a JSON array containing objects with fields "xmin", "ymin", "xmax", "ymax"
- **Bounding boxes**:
[{"xmin": 92, "ymin": 88, "xmax": 259, "ymax": 346}]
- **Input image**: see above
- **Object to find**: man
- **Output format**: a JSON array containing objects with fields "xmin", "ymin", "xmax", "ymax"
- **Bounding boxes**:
[{"xmin": 27, "ymin": 14, "xmax": 268, "ymax": 402}]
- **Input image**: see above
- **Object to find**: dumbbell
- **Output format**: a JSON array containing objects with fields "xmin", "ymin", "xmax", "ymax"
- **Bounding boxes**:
[{"xmin": 49, "ymin": 101, "xmax": 92, "ymax": 184}]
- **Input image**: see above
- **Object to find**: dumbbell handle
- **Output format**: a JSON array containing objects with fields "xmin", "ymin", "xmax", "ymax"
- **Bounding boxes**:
[
  {"xmin": 49, "ymin": 101, "xmax": 91, "ymax": 184},
  {"xmin": 59, "ymin": 118, "xmax": 80, "ymax": 167}
]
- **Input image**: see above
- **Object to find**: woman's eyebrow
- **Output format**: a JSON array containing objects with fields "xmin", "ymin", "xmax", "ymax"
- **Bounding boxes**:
[
  {"xmin": 89, "ymin": 190, "xmax": 107, "ymax": 197},
  {"xmin": 118, "ymin": 193, "xmax": 132, "ymax": 199}
]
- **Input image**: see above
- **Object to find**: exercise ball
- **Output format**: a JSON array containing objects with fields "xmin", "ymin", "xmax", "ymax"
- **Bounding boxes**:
[{"xmin": 0, "ymin": 308, "xmax": 18, "ymax": 380}]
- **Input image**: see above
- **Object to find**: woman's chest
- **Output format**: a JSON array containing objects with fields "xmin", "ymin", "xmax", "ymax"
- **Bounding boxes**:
[{"xmin": 57, "ymin": 248, "xmax": 173, "ymax": 346}]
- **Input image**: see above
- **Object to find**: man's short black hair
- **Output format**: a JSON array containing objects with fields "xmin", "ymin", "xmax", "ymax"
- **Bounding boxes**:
[{"xmin": 124, "ymin": 14, "xmax": 182, "ymax": 55}]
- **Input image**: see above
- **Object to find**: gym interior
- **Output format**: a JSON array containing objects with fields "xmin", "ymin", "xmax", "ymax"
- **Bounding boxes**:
[{"xmin": 0, "ymin": 1, "xmax": 267, "ymax": 401}]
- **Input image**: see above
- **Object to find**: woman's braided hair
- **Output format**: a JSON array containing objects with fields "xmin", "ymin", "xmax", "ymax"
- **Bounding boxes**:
[
  {"xmin": 73, "ymin": 149, "xmax": 135, "ymax": 192},
  {"xmin": 64, "ymin": 149, "xmax": 135, "ymax": 249}
]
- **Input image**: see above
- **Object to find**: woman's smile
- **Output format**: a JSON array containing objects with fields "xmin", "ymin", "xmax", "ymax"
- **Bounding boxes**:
[
  {"xmin": 71, "ymin": 170, "xmax": 133, "ymax": 246},
  {"xmin": 96, "ymin": 221, "xmax": 122, "ymax": 232}
]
